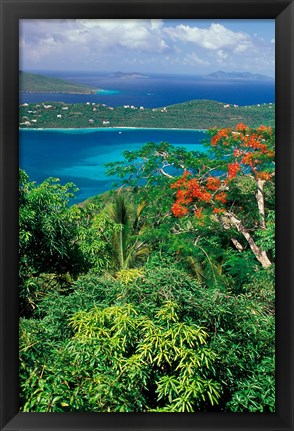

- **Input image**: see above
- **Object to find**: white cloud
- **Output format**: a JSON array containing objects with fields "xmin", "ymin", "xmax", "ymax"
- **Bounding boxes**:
[
  {"xmin": 72, "ymin": 19, "xmax": 168, "ymax": 52},
  {"xmin": 19, "ymin": 19, "xmax": 275, "ymax": 76},
  {"xmin": 184, "ymin": 52, "xmax": 209, "ymax": 66},
  {"xmin": 234, "ymin": 41, "xmax": 252, "ymax": 53},
  {"xmin": 20, "ymin": 18, "xmax": 170, "ymax": 63},
  {"xmin": 164, "ymin": 23, "xmax": 249, "ymax": 51},
  {"xmin": 217, "ymin": 50, "xmax": 228, "ymax": 60}
]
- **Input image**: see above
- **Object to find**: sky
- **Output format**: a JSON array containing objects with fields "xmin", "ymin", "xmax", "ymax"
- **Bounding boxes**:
[{"xmin": 19, "ymin": 19, "xmax": 275, "ymax": 77}]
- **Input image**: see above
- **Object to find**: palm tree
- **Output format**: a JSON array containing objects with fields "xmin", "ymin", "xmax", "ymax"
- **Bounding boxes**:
[{"xmin": 106, "ymin": 195, "xmax": 150, "ymax": 271}]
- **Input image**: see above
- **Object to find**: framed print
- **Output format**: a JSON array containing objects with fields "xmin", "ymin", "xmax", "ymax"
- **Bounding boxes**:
[{"xmin": 0, "ymin": 0, "xmax": 293, "ymax": 430}]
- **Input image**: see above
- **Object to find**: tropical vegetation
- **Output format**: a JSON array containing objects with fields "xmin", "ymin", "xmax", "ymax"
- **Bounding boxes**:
[
  {"xmin": 19, "ymin": 123, "xmax": 275, "ymax": 412},
  {"xmin": 20, "ymin": 71, "xmax": 96, "ymax": 94},
  {"xmin": 19, "ymin": 99, "xmax": 275, "ymax": 129}
]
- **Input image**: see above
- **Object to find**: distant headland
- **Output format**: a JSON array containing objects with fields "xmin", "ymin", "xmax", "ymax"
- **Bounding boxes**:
[{"xmin": 19, "ymin": 71, "xmax": 98, "ymax": 94}]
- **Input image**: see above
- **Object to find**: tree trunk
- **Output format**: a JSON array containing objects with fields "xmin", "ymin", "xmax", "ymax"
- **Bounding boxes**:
[
  {"xmin": 226, "ymin": 212, "xmax": 271, "ymax": 268},
  {"xmin": 215, "ymin": 213, "xmax": 244, "ymax": 253},
  {"xmin": 256, "ymin": 179, "xmax": 266, "ymax": 229},
  {"xmin": 231, "ymin": 238, "xmax": 244, "ymax": 252}
]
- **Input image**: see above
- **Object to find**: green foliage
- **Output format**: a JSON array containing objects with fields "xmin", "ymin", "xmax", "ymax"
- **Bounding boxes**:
[
  {"xmin": 20, "ymin": 301, "xmax": 220, "ymax": 412},
  {"xmin": 20, "ymin": 261, "xmax": 274, "ymax": 412},
  {"xmin": 106, "ymin": 195, "xmax": 150, "ymax": 270},
  {"xmin": 227, "ymin": 356, "xmax": 275, "ymax": 412},
  {"xmin": 255, "ymin": 209, "xmax": 275, "ymax": 258},
  {"xmin": 20, "ymin": 71, "xmax": 95, "ymax": 93},
  {"xmin": 19, "ymin": 170, "xmax": 85, "ymax": 315},
  {"xmin": 19, "ymin": 123, "xmax": 275, "ymax": 412},
  {"xmin": 19, "ymin": 99, "xmax": 275, "ymax": 129}
]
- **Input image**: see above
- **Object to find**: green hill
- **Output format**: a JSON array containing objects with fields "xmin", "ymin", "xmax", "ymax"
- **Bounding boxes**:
[
  {"xmin": 19, "ymin": 99, "xmax": 275, "ymax": 129},
  {"xmin": 20, "ymin": 71, "xmax": 97, "ymax": 94}
]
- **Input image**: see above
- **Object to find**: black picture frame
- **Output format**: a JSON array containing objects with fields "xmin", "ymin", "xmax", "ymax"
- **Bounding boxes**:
[{"xmin": 0, "ymin": 0, "xmax": 293, "ymax": 430}]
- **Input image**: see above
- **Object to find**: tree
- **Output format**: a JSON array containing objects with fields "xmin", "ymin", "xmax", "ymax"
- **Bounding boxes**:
[
  {"xmin": 170, "ymin": 124, "xmax": 275, "ymax": 268},
  {"xmin": 19, "ymin": 169, "xmax": 84, "ymax": 315},
  {"xmin": 106, "ymin": 195, "xmax": 150, "ymax": 271}
]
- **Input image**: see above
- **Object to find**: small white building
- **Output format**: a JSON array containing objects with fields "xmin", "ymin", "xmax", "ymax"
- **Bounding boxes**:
[
  {"xmin": 103, "ymin": 120, "xmax": 110, "ymax": 125},
  {"xmin": 89, "ymin": 119, "xmax": 94, "ymax": 123},
  {"xmin": 57, "ymin": 114, "xmax": 62, "ymax": 118}
]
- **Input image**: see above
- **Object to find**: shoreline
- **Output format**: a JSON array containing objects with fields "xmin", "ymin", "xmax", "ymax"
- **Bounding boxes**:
[{"xmin": 20, "ymin": 126, "xmax": 209, "ymax": 132}]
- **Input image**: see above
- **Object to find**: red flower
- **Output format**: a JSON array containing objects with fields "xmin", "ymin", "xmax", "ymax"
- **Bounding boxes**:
[
  {"xmin": 258, "ymin": 125, "xmax": 272, "ymax": 133},
  {"xmin": 228, "ymin": 163, "xmax": 241, "ymax": 179},
  {"xmin": 215, "ymin": 192, "xmax": 227, "ymax": 204},
  {"xmin": 235, "ymin": 123, "xmax": 247, "ymax": 131},
  {"xmin": 206, "ymin": 177, "xmax": 221, "ymax": 191},
  {"xmin": 195, "ymin": 208, "xmax": 203, "ymax": 219},
  {"xmin": 199, "ymin": 191, "xmax": 212, "ymax": 203},
  {"xmin": 170, "ymin": 171, "xmax": 190, "ymax": 189},
  {"xmin": 233, "ymin": 149, "xmax": 243, "ymax": 158},
  {"xmin": 241, "ymin": 152, "xmax": 253, "ymax": 166},
  {"xmin": 213, "ymin": 208, "xmax": 225, "ymax": 214},
  {"xmin": 171, "ymin": 202, "xmax": 188, "ymax": 218},
  {"xmin": 256, "ymin": 172, "xmax": 271, "ymax": 181},
  {"xmin": 211, "ymin": 128, "xmax": 230, "ymax": 146}
]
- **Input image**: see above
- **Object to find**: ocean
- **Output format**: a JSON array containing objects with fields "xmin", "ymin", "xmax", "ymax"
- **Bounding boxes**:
[
  {"xmin": 19, "ymin": 71, "xmax": 275, "ymax": 204},
  {"xmin": 19, "ymin": 128, "xmax": 208, "ymax": 204},
  {"xmin": 20, "ymin": 71, "xmax": 275, "ymax": 108}
]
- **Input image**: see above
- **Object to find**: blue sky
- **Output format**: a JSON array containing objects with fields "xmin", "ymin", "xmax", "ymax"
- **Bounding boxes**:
[{"xmin": 20, "ymin": 19, "xmax": 275, "ymax": 77}]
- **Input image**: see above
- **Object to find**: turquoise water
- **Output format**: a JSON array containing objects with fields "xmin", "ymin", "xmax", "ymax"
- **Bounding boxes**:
[
  {"xmin": 96, "ymin": 89, "xmax": 121, "ymax": 95},
  {"xmin": 19, "ymin": 128, "xmax": 208, "ymax": 203}
]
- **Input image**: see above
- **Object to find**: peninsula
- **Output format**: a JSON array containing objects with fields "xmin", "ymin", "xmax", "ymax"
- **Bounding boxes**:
[
  {"xmin": 20, "ymin": 71, "xmax": 97, "ymax": 94},
  {"xmin": 19, "ymin": 99, "xmax": 275, "ymax": 129}
]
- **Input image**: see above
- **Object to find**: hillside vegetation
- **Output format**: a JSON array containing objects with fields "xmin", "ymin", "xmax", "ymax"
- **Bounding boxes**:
[
  {"xmin": 19, "ymin": 99, "xmax": 275, "ymax": 129},
  {"xmin": 20, "ymin": 71, "xmax": 96, "ymax": 94},
  {"xmin": 19, "ymin": 124, "xmax": 275, "ymax": 412}
]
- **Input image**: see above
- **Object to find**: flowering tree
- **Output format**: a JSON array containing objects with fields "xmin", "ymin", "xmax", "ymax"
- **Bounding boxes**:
[{"xmin": 170, "ymin": 124, "xmax": 275, "ymax": 268}]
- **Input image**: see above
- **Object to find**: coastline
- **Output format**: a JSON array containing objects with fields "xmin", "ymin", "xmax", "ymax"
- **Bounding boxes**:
[{"xmin": 20, "ymin": 126, "xmax": 209, "ymax": 132}]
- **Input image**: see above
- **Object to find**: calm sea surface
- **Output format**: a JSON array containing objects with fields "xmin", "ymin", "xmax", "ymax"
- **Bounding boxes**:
[
  {"xmin": 19, "ymin": 128, "xmax": 208, "ymax": 204},
  {"xmin": 20, "ymin": 71, "xmax": 275, "ymax": 108}
]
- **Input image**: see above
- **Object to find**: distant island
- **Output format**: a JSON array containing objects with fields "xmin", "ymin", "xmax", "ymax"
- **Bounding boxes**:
[
  {"xmin": 19, "ymin": 99, "xmax": 274, "ymax": 129},
  {"xmin": 108, "ymin": 71, "xmax": 149, "ymax": 79},
  {"xmin": 20, "ymin": 71, "xmax": 97, "ymax": 94},
  {"xmin": 203, "ymin": 71, "xmax": 273, "ymax": 81}
]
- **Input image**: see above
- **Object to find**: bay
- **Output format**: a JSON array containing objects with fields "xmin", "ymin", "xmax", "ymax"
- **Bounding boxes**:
[
  {"xmin": 20, "ymin": 72, "xmax": 275, "ymax": 108},
  {"xmin": 19, "ymin": 128, "xmax": 208, "ymax": 204}
]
